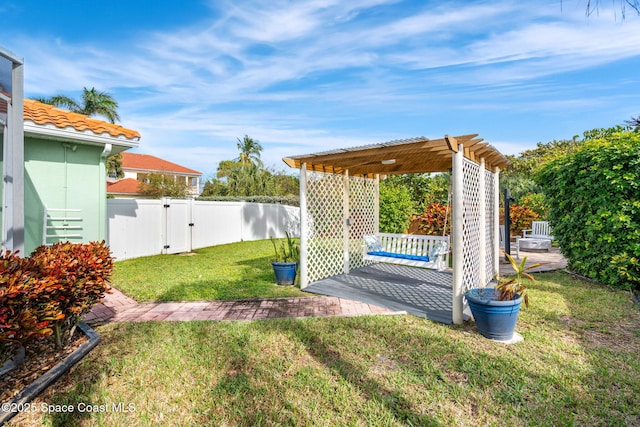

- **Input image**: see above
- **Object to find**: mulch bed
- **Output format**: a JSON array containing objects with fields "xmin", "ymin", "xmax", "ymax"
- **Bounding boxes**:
[{"xmin": 1, "ymin": 332, "xmax": 87, "ymax": 403}]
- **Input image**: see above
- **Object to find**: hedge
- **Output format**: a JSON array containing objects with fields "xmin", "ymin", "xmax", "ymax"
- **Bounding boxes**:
[
  {"xmin": 196, "ymin": 195, "xmax": 299, "ymax": 207},
  {"xmin": 537, "ymin": 131, "xmax": 640, "ymax": 292}
]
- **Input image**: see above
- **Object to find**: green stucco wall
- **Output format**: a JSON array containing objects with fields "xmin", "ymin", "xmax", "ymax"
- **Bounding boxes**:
[{"xmin": 24, "ymin": 137, "xmax": 107, "ymax": 254}]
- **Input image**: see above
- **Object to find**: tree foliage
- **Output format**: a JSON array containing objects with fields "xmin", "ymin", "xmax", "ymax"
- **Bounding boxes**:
[
  {"xmin": 106, "ymin": 153, "xmax": 124, "ymax": 179},
  {"xmin": 383, "ymin": 173, "xmax": 449, "ymax": 211},
  {"xmin": 625, "ymin": 115, "xmax": 640, "ymax": 131},
  {"xmin": 138, "ymin": 173, "xmax": 189, "ymax": 198},
  {"xmin": 36, "ymin": 87, "xmax": 120, "ymax": 123},
  {"xmin": 202, "ymin": 164, "xmax": 298, "ymax": 197},
  {"xmin": 202, "ymin": 135, "xmax": 298, "ymax": 198},
  {"xmin": 501, "ymin": 138, "xmax": 582, "ymax": 203},
  {"xmin": 235, "ymin": 135, "xmax": 263, "ymax": 168},
  {"xmin": 379, "ymin": 181, "xmax": 414, "ymax": 233},
  {"xmin": 537, "ymin": 130, "xmax": 640, "ymax": 291},
  {"xmin": 582, "ymin": 0, "xmax": 640, "ymax": 18}
]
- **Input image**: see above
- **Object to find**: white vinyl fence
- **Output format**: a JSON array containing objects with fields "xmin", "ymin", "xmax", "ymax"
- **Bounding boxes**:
[{"xmin": 107, "ymin": 198, "xmax": 300, "ymax": 261}]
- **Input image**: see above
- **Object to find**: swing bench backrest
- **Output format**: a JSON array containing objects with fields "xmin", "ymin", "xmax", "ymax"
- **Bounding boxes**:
[{"xmin": 363, "ymin": 233, "xmax": 450, "ymax": 271}]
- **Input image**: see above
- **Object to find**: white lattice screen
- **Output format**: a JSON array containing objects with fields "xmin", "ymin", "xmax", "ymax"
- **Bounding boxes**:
[
  {"xmin": 348, "ymin": 176, "xmax": 377, "ymax": 270},
  {"xmin": 462, "ymin": 158, "xmax": 482, "ymax": 292},
  {"xmin": 484, "ymin": 169, "xmax": 496, "ymax": 284},
  {"xmin": 303, "ymin": 171, "xmax": 377, "ymax": 285},
  {"xmin": 304, "ymin": 171, "xmax": 344, "ymax": 284}
]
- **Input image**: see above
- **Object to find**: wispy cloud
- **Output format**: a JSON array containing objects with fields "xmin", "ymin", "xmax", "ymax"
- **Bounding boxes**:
[{"xmin": 7, "ymin": 0, "xmax": 640, "ymax": 175}]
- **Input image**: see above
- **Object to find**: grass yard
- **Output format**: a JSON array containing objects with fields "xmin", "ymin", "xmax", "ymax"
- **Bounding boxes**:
[
  {"xmin": 9, "ymin": 272, "xmax": 640, "ymax": 426},
  {"xmin": 112, "ymin": 240, "xmax": 307, "ymax": 301}
]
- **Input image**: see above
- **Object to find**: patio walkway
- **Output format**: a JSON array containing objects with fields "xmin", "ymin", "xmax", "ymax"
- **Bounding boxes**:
[{"xmin": 84, "ymin": 286, "xmax": 402, "ymax": 325}]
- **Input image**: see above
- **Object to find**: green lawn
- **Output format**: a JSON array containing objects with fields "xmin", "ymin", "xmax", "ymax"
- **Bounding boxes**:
[
  {"xmin": 112, "ymin": 239, "xmax": 307, "ymax": 301},
  {"xmin": 11, "ymin": 272, "xmax": 640, "ymax": 426}
]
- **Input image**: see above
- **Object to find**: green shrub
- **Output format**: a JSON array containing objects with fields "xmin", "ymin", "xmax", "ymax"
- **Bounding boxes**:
[
  {"xmin": 196, "ymin": 195, "xmax": 299, "ymax": 207},
  {"xmin": 30, "ymin": 241, "xmax": 113, "ymax": 348},
  {"xmin": 379, "ymin": 182, "xmax": 415, "ymax": 233},
  {"xmin": 519, "ymin": 192, "xmax": 550, "ymax": 220},
  {"xmin": 0, "ymin": 251, "xmax": 57, "ymax": 365},
  {"xmin": 0, "ymin": 242, "xmax": 113, "ymax": 361},
  {"xmin": 499, "ymin": 205, "xmax": 539, "ymax": 237},
  {"xmin": 537, "ymin": 131, "xmax": 640, "ymax": 291}
]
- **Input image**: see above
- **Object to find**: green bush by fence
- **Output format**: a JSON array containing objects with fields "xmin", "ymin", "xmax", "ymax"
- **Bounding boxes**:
[
  {"xmin": 196, "ymin": 195, "xmax": 299, "ymax": 207},
  {"xmin": 537, "ymin": 131, "xmax": 640, "ymax": 292}
]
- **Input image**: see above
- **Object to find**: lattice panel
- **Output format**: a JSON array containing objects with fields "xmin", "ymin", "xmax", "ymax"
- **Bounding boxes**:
[
  {"xmin": 462, "ymin": 158, "xmax": 482, "ymax": 292},
  {"xmin": 484, "ymin": 169, "xmax": 496, "ymax": 284},
  {"xmin": 305, "ymin": 171, "xmax": 346, "ymax": 284},
  {"xmin": 348, "ymin": 176, "xmax": 377, "ymax": 270}
]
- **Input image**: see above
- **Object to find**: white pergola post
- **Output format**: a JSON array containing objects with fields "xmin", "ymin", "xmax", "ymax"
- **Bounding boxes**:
[
  {"xmin": 374, "ymin": 174, "xmax": 380, "ymax": 234},
  {"xmin": 343, "ymin": 170, "xmax": 350, "ymax": 274},
  {"xmin": 299, "ymin": 163, "xmax": 309, "ymax": 289},
  {"xmin": 493, "ymin": 167, "xmax": 501, "ymax": 278},
  {"xmin": 452, "ymin": 144, "xmax": 464, "ymax": 324},
  {"xmin": 478, "ymin": 158, "xmax": 486, "ymax": 287}
]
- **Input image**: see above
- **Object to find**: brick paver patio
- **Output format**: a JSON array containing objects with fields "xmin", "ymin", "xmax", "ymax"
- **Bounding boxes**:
[{"xmin": 84, "ymin": 286, "xmax": 403, "ymax": 325}]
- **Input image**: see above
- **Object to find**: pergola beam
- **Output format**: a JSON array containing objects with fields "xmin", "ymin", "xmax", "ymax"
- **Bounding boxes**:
[{"xmin": 284, "ymin": 134, "xmax": 506, "ymax": 174}]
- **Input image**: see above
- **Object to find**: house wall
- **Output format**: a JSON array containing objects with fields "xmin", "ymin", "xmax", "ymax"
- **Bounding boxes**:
[
  {"xmin": 123, "ymin": 170, "xmax": 137, "ymax": 180},
  {"xmin": 24, "ymin": 136, "xmax": 106, "ymax": 254}
]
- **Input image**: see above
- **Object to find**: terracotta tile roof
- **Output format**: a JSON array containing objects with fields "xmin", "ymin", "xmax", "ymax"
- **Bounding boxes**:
[
  {"xmin": 106, "ymin": 178, "xmax": 142, "ymax": 194},
  {"xmin": 121, "ymin": 152, "xmax": 201, "ymax": 175},
  {"xmin": 23, "ymin": 99, "xmax": 141, "ymax": 140}
]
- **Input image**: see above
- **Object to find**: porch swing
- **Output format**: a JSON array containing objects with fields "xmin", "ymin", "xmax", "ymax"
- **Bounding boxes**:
[{"xmin": 362, "ymin": 180, "xmax": 451, "ymax": 271}]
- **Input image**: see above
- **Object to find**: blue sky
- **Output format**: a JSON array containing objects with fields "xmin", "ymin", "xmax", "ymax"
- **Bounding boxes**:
[{"xmin": 1, "ymin": 1, "xmax": 639, "ymax": 179}]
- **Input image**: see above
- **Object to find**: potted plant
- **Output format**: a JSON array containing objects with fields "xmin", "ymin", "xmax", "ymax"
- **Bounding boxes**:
[
  {"xmin": 465, "ymin": 253, "xmax": 541, "ymax": 341},
  {"xmin": 270, "ymin": 232, "xmax": 299, "ymax": 286}
]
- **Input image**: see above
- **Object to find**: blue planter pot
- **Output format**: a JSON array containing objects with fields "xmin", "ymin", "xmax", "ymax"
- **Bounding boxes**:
[
  {"xmin": 271, "ymin": 262, "xmax": 297, "ymax": 286},
  {"xmin": 466, "ymin": 288, "xmax": 522, "ymax": 341}
]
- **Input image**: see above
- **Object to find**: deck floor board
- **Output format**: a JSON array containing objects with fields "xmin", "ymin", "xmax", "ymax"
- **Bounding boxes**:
[{"xmin": 305, "ymin": 263, "xmax": 454, "ymax": 324}]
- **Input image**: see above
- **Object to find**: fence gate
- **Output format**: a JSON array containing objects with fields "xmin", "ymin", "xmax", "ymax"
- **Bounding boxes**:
[{"xmin": 162, "ymin": 198, "xmax": 192, "ymax": 254}]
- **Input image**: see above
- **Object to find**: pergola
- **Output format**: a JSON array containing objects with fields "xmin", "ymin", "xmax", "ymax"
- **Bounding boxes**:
[{"xmin": 283, "ymin": 134, "xmax": 509, "ymax": 324}]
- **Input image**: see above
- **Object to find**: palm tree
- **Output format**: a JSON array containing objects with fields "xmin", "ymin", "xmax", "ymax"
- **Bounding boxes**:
[
  {"xmin": 235, "ymin": 135, "xmax": 263, "ymax": 168},
  {"xmin": 36, "ymin": 87, "xmax": 120, "ymax": 123}
]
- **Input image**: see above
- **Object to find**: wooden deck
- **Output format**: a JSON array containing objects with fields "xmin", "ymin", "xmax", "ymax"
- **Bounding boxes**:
[
  {"xmin": 305, "ymin": 248, "xmax": 567, "ymax": 325},
  {"xmin": 304, "ymin": 263, "xmax": 454, "ymax": 324}
]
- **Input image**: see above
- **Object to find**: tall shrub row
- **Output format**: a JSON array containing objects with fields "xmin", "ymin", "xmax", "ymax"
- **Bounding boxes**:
[
  {"xmin": 0, "ymin": 241, "xmax": 113, "ymax": 364},
  {"xmin": 537, "ymin": 132, "xmax": 640, "ymax": 292}
]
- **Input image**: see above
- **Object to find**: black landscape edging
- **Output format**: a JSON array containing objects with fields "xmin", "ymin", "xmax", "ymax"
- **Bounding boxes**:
[{"xmin": 0, "ymin": 322, "xmax": 100, "ymax": 426}]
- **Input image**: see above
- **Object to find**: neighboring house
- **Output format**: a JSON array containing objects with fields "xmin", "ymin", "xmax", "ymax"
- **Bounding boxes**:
[{"xmin": 107, "ymin": 152, "xmax": 202, "ymax": 198}]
